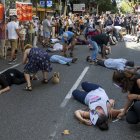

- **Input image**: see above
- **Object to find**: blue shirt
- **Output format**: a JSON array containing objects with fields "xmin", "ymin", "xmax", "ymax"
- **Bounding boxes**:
[{"xmin": 61, "ymin": 31, "xmax": 74, "ymax": 43}]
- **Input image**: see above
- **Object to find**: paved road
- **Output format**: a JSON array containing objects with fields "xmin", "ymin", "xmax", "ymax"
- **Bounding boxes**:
[{"xmin": 0, "ymin": 40, "xmax": 140, "ymax": 140}]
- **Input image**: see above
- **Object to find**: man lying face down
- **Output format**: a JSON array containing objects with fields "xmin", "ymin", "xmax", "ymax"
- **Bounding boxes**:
[
  {"xmin": 87, "ymin": 57, "xmax": 135, "ymax": 71},
  {"xmin": 0, "ymin": 68, "xmax": 26, "ymax": 94}
]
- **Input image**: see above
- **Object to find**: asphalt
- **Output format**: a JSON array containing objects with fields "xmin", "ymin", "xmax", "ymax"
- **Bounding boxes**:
[{"xmin": 0, "ymin": 40, "xmax": 140, "ymax": 140}]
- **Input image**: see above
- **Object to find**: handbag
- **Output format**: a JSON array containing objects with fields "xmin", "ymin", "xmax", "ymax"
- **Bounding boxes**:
[{"xmin": 51, "ymin": 72, "xmax": 60, "ymax": 84}]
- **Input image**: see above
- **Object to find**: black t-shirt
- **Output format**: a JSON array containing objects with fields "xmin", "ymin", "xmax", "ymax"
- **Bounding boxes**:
[
  {"xmin": 129, "ymin": 74, "xmax": 140, "ymax": 95},
  {"xmin": 2, "ymin": 69, "xmax": 23, "ymax": 86},
  {"xmin": 91, "ymin": 33, "xmax": 109, "ymax": 46},
  {"xmin": 0, "ymin": 74, "xmax": 9, "ymax": 88}
]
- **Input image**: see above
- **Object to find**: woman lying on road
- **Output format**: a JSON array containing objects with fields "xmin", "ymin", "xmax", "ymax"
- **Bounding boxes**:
[
  {"xmin": 72, "ymin": 81, "xmax": 123, "ymax": 130},
  {"xmin": 113, "ymin": 70, "xmax": 140, "ymax": 124},
  {"xmin": 0, "ymin": 68, "xmax": 26, "ymax": 94}
]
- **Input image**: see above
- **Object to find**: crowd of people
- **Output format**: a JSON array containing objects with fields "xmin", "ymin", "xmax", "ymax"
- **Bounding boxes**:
[{"xmin": 0, "ymin": 12, "xmax": 140, "ymax": 131}]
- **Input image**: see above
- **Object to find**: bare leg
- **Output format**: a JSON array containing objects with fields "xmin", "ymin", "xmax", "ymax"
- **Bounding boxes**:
[
  {"xmin": 63, "ymin": 44, "xmax": 67, "ymax": 56},
  {"xmin": 42, "ymin": 71, "xmax": 48, "ymax": 83},
  {"xmin": 24, "ymin": 73, "xmax": 32, "ymax": 89}
]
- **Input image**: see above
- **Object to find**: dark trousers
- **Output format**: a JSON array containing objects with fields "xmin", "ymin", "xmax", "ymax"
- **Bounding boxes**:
[
  {"xmin": 126, "ymin": 101, "xmax": 140, "ymax": 124},
  {"xmin": 72, "ymin": 82, "xmax": 101, "ymax": 105},
  {"xmin": 97, "ymin": 60, "xmax": 105, "ymax": 67}
]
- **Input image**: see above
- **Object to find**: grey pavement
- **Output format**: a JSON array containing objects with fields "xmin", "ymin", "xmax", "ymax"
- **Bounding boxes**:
[{"xmin": 0, "ymin": 40, "xmax": 140, "ymax": 140}]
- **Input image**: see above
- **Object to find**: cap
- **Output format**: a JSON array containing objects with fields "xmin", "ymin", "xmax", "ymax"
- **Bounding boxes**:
[{"xmin": 90, "ymin": 109, "xmax": 99, "ymax": 125}]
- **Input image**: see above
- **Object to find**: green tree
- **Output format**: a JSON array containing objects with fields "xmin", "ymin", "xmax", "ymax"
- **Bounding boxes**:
[
  {"xmin": 121, "ymin": 0, "xmax": 133, "ymax": 13},
  {"xmin": 92, "ymin": 0, "xmax": 118, "ymax": 14}
]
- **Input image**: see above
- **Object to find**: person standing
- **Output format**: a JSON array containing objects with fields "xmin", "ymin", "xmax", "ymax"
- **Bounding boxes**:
[
  {"xmin": 7, "ymin": 15, "xmax": 20, "ymax": 64},
  {"xmin": 42, "ymin": 16, "xmax": 52, "ymax": 47},
  {"xmin": 0, "ymin": 19, "xmax": 6, "ymax": 58}
]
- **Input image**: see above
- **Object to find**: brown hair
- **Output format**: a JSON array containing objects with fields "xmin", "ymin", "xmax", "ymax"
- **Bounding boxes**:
[
  {"xmin": 112, "ymin": 70, "xmax": 135, "ymax": 93},
  {"xmin": 96, "ymin": 115, "xmax": 109, "ymax": 131}
]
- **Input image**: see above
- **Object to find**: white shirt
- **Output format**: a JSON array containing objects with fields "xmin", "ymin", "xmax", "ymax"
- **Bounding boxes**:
[
  {"xmin": 104, "ymin": 58, "xmax": 127, "ymax": 71},
  {"xmin": 7, "ymin": 21, "xmax": 19, "ymax": 39},
  {"xmin": 85, "ymin": 87, "xmax": 109, "ymax": 116},
  {"xmin": 114, "ymin": 26, "xmax": 122, "ymax": 32},
  {"xmin": 53, "ymin": 43, "xmax": 63, "ymax": 51}
]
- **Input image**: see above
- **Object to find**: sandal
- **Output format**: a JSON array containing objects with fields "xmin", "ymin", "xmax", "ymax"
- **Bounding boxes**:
[
  {"xmin": 25, "ymin": 86, "xmax": 32, "ymax": 91},
  {"xmin": 41, "ymin": 79, "xmax": 49, "ymax": 84}
]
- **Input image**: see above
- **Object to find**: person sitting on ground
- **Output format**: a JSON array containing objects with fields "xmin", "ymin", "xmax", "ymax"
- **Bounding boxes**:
[
  {"xmin": 61, "ymin": 31, "xmax": 76, "ymax": 57},
  {"xmin": 0, "ymin": 68, "xmax": 26, "ymax": 94},
  {"xmin": 23, "ymin": 44, "xmax": 52, "ymax": 91},
  {"xmin": 86, "ymin": 57, "xmax": 135, "ymax": 71},
  {"xmin": 72, "ymin": 81, "xmax": 123, "ymax": 130},
  {"xmin": 50, "ymin": 55, "xmax": 78, "ymax": 66},
  {"xmin": 112, "ymin": 70, "xmax": 140, "ymax": 124}
]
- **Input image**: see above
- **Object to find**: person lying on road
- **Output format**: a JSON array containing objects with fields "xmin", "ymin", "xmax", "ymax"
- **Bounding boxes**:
[
  {"xmin": 0, "ymin": 68, "xmax": 26, "ymax": 94},
  {"xmin": 72, "ymin": 81, "xmax": 123, "ymax": 130}
]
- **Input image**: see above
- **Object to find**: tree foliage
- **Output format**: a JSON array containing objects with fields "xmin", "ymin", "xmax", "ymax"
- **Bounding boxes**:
[
  {"xmin": 120, "ymin": 0, "xmax": 133, "ymax": 13},
  {"xmin": 93, "ymin": 0, "xmax": 118, "ymax": 14},
  {"xmin": 120, "ymin": 0, "xmax": 140, "ymax": 13}
]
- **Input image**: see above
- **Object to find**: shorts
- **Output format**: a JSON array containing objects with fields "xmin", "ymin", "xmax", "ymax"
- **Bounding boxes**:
[
  {"xmin": 43, "ymin": 31, "xmax": 50, "ymax": 38},
  {"xmin": 9, "ymin": 39, "xmax": 17, "ymax": 49},
  {"xmin": 20, "ymin": 34, "xmax": 25, "ymax": 41}
]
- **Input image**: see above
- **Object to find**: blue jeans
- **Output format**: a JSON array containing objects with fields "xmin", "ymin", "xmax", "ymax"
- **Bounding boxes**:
[
  {"xmin": 72, "ymin": 82, "xmax": 101, "ymax": 104},
  {"xmin": 88, "ymin": 39, "xmax": 99, "ymax": 60},
  {"xmin": 50, "ymin": 55, "xmax": 72, "ymax": 65},
  {"xmin": 59, "ymin": 28, "xmax": 64, "ymax": 36}
]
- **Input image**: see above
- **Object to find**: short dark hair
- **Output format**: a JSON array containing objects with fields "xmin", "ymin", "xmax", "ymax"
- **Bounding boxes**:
[
  {"xmin": 96, "ymin": 115, "xmax": 109, "ymax": 130},
  {"xmin": 126, "ymin": 61, "xmax": 134, "ymax": 67},
  {"xmin": 86, "ymin": 56, "xmax": 91, "ymax": 62}
]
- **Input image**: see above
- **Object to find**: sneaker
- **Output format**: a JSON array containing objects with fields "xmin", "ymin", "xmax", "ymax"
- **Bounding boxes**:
[
  {"xmin": 89, "ymin": 59, "xmax": 98, "ymax": 65},
  {"xmin": 8, "ymin": 60, "xmax": 16, "ymax": 65},
  {"xmin": 72, "ymin": 58, "xmax": 78, "ymax": 63},
  {"xmin": 89, "ymin": 60, "xmax": 95, "ymax": 65},
  {"xmin": 66, "ymin": 62, "xmax": 70, "ymax": 66},
  {"xmin": 13, "ymin": 58, "xmax": 17, "ymax": 61},
  {"xmin": 64, "ymin": 54, "xmax": 68, "ymax": 57}
]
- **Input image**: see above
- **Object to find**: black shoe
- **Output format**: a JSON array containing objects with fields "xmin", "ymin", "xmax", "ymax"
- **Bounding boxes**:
[
  {"xmin": 69, "ymin": 52, "xmax": 73, "ymax": 57},
  {"xmin": 66, "ymin": 62, "xmax": 70, "ymax": 66},
  {"xmin": 89, "ymin": 48, "xmax": 93, "ymax": 50},
  {"xmin": 86, "ymin": 56, "xmax": 91, "ymax": 62},
  {"xmin": 72, "ymin": 58, "xmax": 78, "ymax": 63},
  {"xmin": 8, "ymin": 60, "xmax": 16, "ymax": 65},
  {"xmin": 64, "ymin": 54, "xmax": 68, "ymax": 57}
]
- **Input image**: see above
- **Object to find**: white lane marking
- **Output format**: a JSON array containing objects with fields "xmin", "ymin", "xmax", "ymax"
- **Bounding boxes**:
[
  {"xmin": 60, "ymin": 66, "xmax": 89, "ymax": 108},
  {"xmin": 0, "ymin": 63, "xmax": 21, "ymax": 74}
]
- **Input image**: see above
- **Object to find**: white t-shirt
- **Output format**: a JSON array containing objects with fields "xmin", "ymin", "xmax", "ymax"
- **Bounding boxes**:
[
  {"xmin": 53, "ymin": 43, "xmax": 63, "ymax": 51},
  {"xmin": 114, "ymin": 26, "xmax": 122, "ymax": 32},
  {"xmin": 104, "ymin": 58, "xmax": 127, "ymax": 71},
  {"xmin": 7, "ymin": 21, "xmax": 19, "ymax": 39},
  {"xmin": 84, "ymin": 87, "xmax": 109, "ymax": 116}
]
